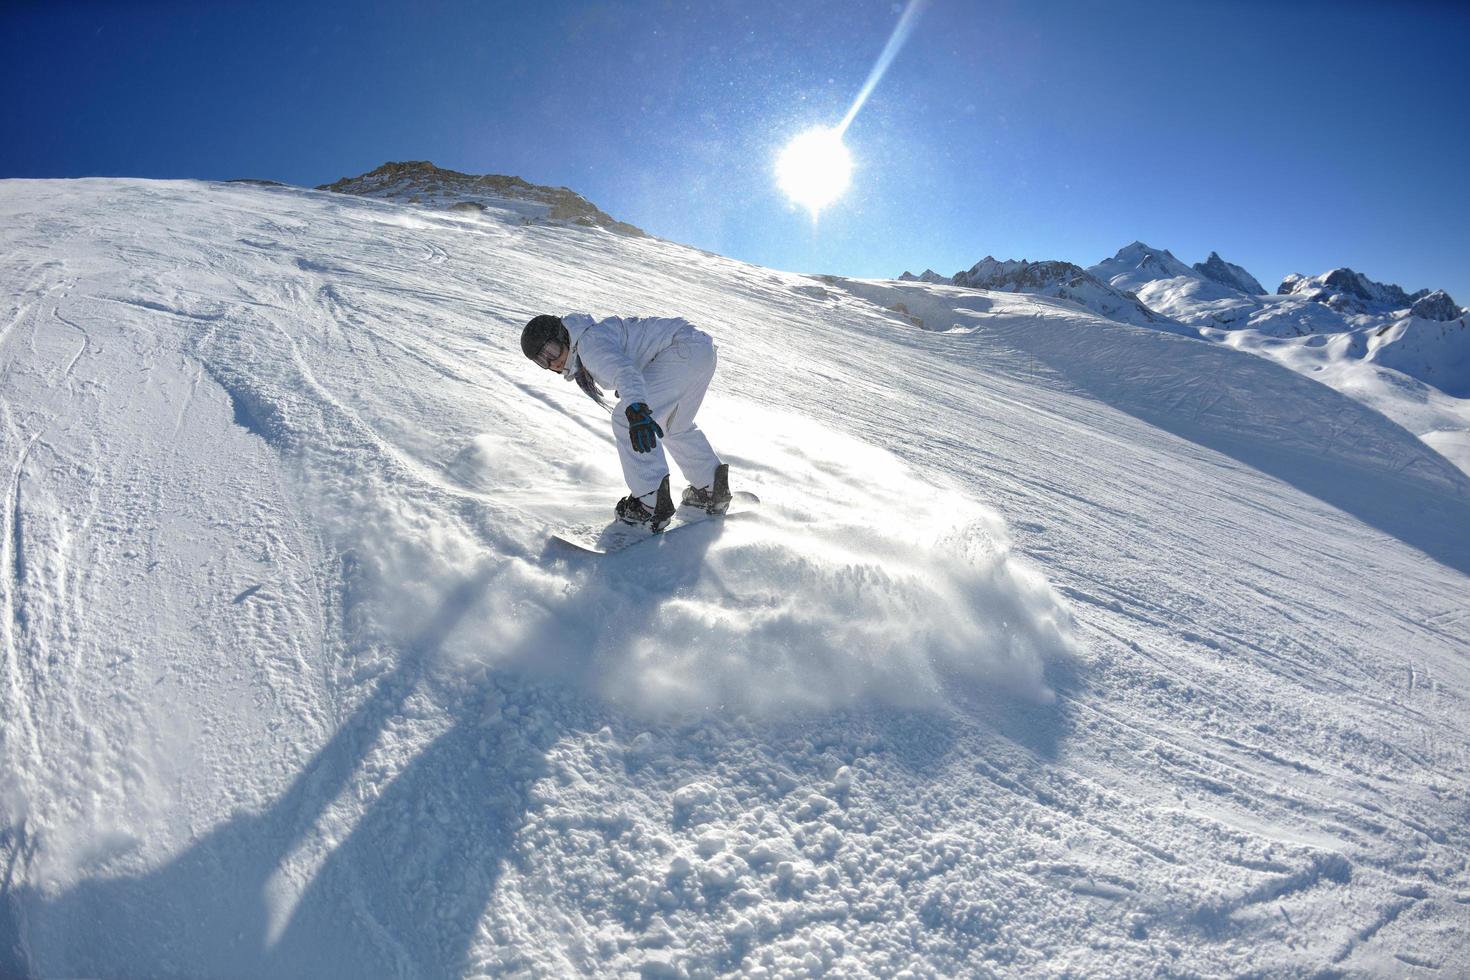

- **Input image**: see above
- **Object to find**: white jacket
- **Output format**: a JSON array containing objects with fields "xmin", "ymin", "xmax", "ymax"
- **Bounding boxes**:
[{"xmin": 561, "ymin": 312, "xmax": 696, "ymax": 409}]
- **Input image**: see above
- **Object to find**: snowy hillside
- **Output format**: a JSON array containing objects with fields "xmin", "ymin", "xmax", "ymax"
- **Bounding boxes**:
[
  {"xmin": 1057, "ymin": 242, "xmax": 1470, "ymax": 470},
  {"xmin": 1213, "ymin": 312, "xmax": 1470, "ymax": 472},
  {"xmin": 3, "ymin": 177, "xmax": 1470, "ymax": 978}
]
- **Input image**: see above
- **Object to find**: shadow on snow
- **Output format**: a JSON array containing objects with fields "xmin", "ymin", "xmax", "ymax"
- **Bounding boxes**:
[{"xmin": 3, "ymin": 509, "xmax": 1081, "ymax": 977}]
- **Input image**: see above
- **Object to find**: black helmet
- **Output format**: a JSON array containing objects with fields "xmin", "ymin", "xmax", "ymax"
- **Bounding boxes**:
[{"xmin": 521, "ymin": 314, "xmax": 569, "ymax": 360}]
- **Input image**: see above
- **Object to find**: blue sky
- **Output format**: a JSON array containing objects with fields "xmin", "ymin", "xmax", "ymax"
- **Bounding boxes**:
[{"xmin": 4, "ymin": 0, "xmax": 1468, "ymax": 299}]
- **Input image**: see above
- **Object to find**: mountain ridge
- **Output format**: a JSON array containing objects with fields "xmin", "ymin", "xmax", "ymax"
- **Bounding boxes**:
[
  {"xmin": 318, "ymin": 160, "xmax": 646, "ymax": 236},
  {"xmin": 1278, "ymin": 266, "xmax": 1436, "ymax": 315},
  {"xmin": 901, "ymin": 253, "xmax": 1186, "ymax": 332},
  {"xmin": 899, "ymin": 239, "xmax": 1466, "ymax": 413},
  {"xmin": 1193, "ymin": 251, "xmax": 1265, "ymax": 295}
]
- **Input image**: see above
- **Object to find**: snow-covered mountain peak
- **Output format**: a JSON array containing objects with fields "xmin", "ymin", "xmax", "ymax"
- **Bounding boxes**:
[
  {"xmin": 956, "ymin": 255, "xmax": 1071, "ymax": 284},
  {"xmin": 886, "ymin": 241, "xmax": 1468, "ymax": 460},
  {"xmin": 318, "ymin": 160, "xmax": 645, "ymax": 236},
  {"xmin": 955, "ymin": 256, "xmax": 1084, "ymax": 292},
  {"xmin": 1087, "ymin": 240, "xmax": 1199, "ymax": 293},
  {"xmin": 1409, "ymin": 288, "xmax": 1464, "ymax": 322},
  {"xmin": 1192, "ymin": 251, "xmax": 1266, "ymax": 295},
  {"xmin": 952, "ymin": 255, "xmax": 1070, "ymax": 282},
  {"xmin": 897, "ymin": 268, "xmax": 953, "ymax": 284},
  {"xmin": 1114, "ymin": 240, "xmax": 1188, "ymax": 269},
  {"xmin": 1276, "ymin": 266, "xmax": 1429, "ymax": 315}
]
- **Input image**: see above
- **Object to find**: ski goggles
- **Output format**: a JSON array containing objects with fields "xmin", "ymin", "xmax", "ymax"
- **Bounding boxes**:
[{"xmin": 533, "ymin": 340, "xmax": 565, "ymax": 370}]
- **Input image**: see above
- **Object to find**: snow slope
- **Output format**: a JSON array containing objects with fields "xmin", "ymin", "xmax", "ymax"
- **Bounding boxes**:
[
  {"xmin": 1079, "ymin": 244, "xmax": 1470, "ymax": 467},
  {"xmin": 1209, "ymin": 314, "xmax": 1470, "ymax": 475},
  {"xmin": 2, "ymin": 178, "xmax": 1470, "ymax": 978}
]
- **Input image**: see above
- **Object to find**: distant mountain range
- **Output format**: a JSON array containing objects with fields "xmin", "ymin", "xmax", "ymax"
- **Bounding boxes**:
[
  {"xmin": 1278, "ymin": 267, "xmax": 1429, "ymax": 315},
  {"xmin": 901, "ymin": 241, "xmax": 1468, "ymax": 399},
  {"xmin": 903, "ymin": 256, "xmax": 1174, "ymax": 330}
]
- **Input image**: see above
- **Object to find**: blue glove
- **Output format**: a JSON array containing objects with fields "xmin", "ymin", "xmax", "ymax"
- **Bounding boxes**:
[{"xmin": 625, "ymin": 402, "xmax": 663, "ymax": 453}]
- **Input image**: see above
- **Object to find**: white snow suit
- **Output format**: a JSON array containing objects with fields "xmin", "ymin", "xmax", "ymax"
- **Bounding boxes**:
[{"xmin": 560, "ymin": 313, "xmax": 723, "ymax": 498}]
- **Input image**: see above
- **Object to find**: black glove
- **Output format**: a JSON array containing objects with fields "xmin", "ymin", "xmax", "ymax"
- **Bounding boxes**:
[{"xmin": 625, "ymin": 402, "xmax": 663, "ymax": 453}]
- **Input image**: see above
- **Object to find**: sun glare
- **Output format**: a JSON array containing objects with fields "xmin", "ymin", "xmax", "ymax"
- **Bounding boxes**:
[{"xmin": 775, "ymin": 128, "xmax": 853, "ymax": 217}]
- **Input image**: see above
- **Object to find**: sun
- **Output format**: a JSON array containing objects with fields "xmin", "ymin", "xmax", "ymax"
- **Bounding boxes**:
[{"xmin": 775, "ymin": 127, "xmax": 853, "ymax": 217}]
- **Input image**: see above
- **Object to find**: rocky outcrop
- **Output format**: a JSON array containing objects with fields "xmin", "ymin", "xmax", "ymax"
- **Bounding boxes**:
[
  {"xmin": 898, "ymin": 269, "xmax": 953, "ymax": 285},
  {"xmin": 318, "ymin": 161, "xmax": 645, "ymax": 236},
  {"xmin": 1193, "ymin": 252, "xmax": 1265, "ymax": 295},
  {"xmin": 1409, "ymin": 289, "xmax": 1463, "ymax": 322},
  {"xmin": 944, "ymin": 256, "xmax": 1176, "ymax": 329},
  {"xmin": 1276, "ymin": 267, "xmax": 1429, "ymax": 315},
  {"xmin": 953, "ymin": 257, "xmax": 1090, "ymax": 292}
]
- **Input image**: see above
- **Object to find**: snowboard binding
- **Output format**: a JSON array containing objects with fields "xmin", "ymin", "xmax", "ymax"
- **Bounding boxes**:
[
  {"xmin": 615, "ymin": 475, "xmax": 675, "ymax": 532},
  {"xmin": 681, "ymin": 463, "xmax": 732, "ymax": 515}
]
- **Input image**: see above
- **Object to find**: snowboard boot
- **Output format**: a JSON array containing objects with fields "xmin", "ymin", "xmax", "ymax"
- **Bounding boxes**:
[
  {"xmin": 681, "ymin": 463, "xmax": 732, "ymax": 515},
  {"xmin": 615, "ymin": 475, "xmax": 675, "ymax": 531}
]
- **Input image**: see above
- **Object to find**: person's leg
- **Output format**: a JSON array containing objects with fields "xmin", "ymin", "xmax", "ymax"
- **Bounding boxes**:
[
  {"xmin": 642, "ymin": 331, "xmax": 722, "ymax": 489},
  {"xmin": 611, "ymin": 412, "xmax": 670, "ymax": 498}
]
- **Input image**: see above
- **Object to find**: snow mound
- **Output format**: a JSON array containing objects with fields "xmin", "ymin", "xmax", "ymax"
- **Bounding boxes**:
[
  {"xmin": 504, "ymin": 402, "xmax": 1073, "ymax": 715},
  {"xmin": 1367, "ymin": 312, "xmax": 1470, "ymax": 398},
  {"xmin": 1136, "ymin": 274, "xmax": 1263, "ymax": 328}
]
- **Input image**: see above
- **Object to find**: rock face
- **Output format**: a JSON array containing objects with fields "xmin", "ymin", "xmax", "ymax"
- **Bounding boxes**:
[
  {"xmin": 898, "ymin": 269, "xmax": 953, "ymax": 285},
  {"xmin": 1193, "ymin": 252, "xmax": 1265, "ymax": 295},
  {"xmin": 1276, "ymin": 267, "xmax": 1429, "ymax": 315},
  {"xmin": 1409, "ymin": 289, "xmax": 1463, "ymax": 322},
  {"xmin": 953, "ymin": 257, "xmax": 1088, "ymax": 292},
  {"xmin": 946, "ymin": 256, "xmax": 1176, "ymax": 329},
  {"xmin": 318, "ymin": 161, "xmax": 645, "ymax": 236}
]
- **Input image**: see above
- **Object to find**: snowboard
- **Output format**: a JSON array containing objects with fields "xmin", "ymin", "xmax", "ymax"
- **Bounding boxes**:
[{"xmin": 550, "ymin": 491, "xmax": 761, "ymax": 555}]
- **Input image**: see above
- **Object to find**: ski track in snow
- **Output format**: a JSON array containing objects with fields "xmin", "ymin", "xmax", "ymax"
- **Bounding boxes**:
[{"xmin": 0, "ymin": 178, "xmax": 1468, "ymax": 978}]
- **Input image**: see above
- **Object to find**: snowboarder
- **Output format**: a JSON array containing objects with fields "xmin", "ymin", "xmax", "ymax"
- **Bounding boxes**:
[{"xmin": 521, "ymin": 313, "xmax": 732, "ymax": 531}]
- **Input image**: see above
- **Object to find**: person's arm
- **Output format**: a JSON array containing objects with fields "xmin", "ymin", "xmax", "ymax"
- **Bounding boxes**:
[
  {"xmin": 576, "ymin": 320, "xmax": 668, "ymax": 453},
  {"xmin": 575, "ymin": 321, "xmax": 649, "ymax": 408}
]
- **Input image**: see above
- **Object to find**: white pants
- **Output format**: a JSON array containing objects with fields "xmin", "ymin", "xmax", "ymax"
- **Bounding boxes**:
[{"xmin": 612, "ymin": 326, "xmax": 723, "ymax": 497}]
